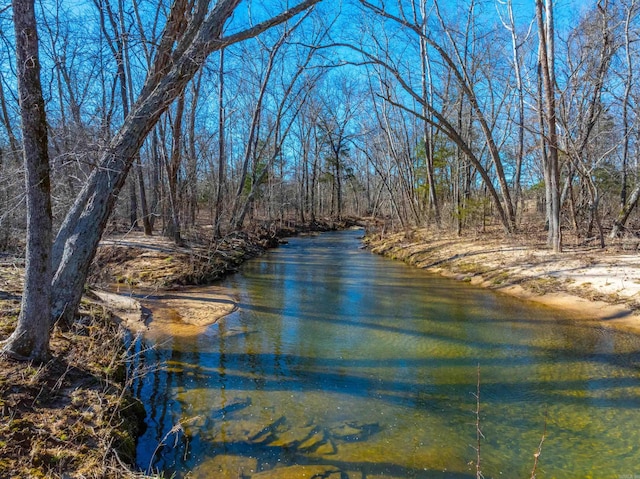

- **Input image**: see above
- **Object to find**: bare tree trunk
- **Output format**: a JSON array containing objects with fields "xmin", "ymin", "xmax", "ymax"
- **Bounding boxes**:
[
  {"xmin": 130, "ymin": 0, "xmax": 155, "ymax": 236},
  {"xmin": 417, "ymin": 0, "xmax": 441, "ymax": 227},
  {"xmin": 149, "ymin": 129, "xmax": 161, "ymax": 230},
  {"xmin": 373, "ymin": 86, "xmax": 421, "ymax": 225},
  {"xmin": 214, "ymin": 48, "xmax": 225, "ymax": 238},
  {"xmin": 610, "ymin": 2, "xmax": 637, "ymax": 237},
  {"xmin": 310, "ymin": 127, "xmax": 320, "ymax": 222},
  {"xmin": 621, "ymin": 18, "xmax": 632, "ymax": 209},
  {"xmin": 611, "ymin": 183, "xmax": 640, "ymax": 238},
  {"xmin": 346, "ymin": 6, "xmax": 515, "ymax": 233},
  {"xmin": 562, "ymin": 3, "xmax": 613, "ymax": 247},
  {"xmin": 499, "ymin": 0, "xmax": 526, "ymax": 220},
  {"xmin": 231, "ymin": 33, "xmax": 287, "ymax": 228},
  {"xmin": 234, "ymin": 74, "xmax": 313, "ymax": 228},
  {"xmin": 232, "ymin": 11, "xmax": 315, "ymax": 229},
  {"xmin": 166, "ymin": 93, "xmax": 185, "ymax": 244},
  {"xmin": 136, "ymin": 155, "xmax": 152, "ymax": 234},
  {"xmin": 0, "ymin": 72, "xmax": 20, "ymax": 160},
  {"xmin": 432, "ymin": 0, "xmax": 515, "ymax": 230},
  {"xmin": 536, "ymin": 0, "xmax": 562, "ymax": 252},
  {"xmin": 98, "ymin": 0, "xmax": 140, "ymax": 230},
  {"xmin": 2, "ymin": 0, "xmax": 53, "ymax": 362}
]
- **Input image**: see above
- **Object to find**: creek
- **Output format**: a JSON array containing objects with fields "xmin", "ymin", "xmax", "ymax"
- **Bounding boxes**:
[{"xmin": 131, "ymin": 230, "xmax": 640, "ymax": 478}]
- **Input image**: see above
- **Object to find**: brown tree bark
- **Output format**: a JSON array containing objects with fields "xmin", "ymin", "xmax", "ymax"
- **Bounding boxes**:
[{"xmin": 2, "ymin": 0, "xmax": 53, "ymax": 362}]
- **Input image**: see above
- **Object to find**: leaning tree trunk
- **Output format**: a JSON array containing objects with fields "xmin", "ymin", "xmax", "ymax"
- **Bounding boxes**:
[
  {"xmin": 610, "ymin": 183, "xmax": 640, "ymax": 238},
  {"xmin": 2, "ymin": 0, "xmax": 53, "ymax": 361}
]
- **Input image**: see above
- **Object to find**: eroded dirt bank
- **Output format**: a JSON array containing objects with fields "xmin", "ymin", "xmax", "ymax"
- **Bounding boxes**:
[{"xmin": 364, "ymin": 227, "xmax": 640, "ymax": 332}]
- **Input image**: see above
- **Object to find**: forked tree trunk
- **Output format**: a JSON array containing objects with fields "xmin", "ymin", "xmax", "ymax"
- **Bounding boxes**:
[{"xmin": 2, "ymin": 0, "xmax": 53, "ymax": 362}]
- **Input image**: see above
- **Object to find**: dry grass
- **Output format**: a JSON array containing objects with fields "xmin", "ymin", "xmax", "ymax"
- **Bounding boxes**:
[{"xmin": 0, "ymin": 296, "xmax": 149, "ymax": 479}]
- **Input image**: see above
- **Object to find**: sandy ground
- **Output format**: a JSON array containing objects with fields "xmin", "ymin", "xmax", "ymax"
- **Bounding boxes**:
[
  {"xmin": 88, "ymin": 232, "xmax": 250, "ymax": 337},
  {"xmin": 93, "ymin": 287, "xmax": 238, "ymax": 339},
  {"xmin": 366, "ymin": 228, "xmax": 640, "ymax": 333}
]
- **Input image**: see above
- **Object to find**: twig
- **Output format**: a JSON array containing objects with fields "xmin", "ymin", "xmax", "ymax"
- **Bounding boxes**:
[
  {"xmin": 530, "ymin": 408, "xmax": 548, "ymax": 479},
  {"xmin": 146, "ymin": 416, "xmax": 201, "ymax": 474},
  {"xmin": 474, "ymin": 363, "xmax": 484, "ymax": 479}
]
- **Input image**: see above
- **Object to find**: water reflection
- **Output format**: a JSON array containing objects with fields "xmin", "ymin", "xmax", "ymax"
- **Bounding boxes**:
[{"xmin": 133, "ymin": 230, "xmax": 640, "ymax": 478}]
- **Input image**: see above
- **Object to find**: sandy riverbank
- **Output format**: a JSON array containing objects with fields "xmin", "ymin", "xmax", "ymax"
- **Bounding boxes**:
[
  {"xmin": 364, "ymin": 228, "xmax": 640, "ymax": 333},
  {"xmin": 94, "ymin": 286, "xmax": 238, "ymax": 341}
]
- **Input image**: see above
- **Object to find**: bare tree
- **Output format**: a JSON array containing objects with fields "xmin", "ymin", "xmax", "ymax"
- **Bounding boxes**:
[
  {"xmin": 233, "ymin": 36, "xmax": 321, "ymax": 228},
  {"xmin": 611, "ymin": 0, "xmax": 640, "ymax": 238},
  {"xmin": 1, "ymin": 0, "xmax": 53, "ymax": 362},
  {"xmin": 214, "ymin": 48, "xmax": 226, "ymax": 238},
  {"xmin": 417, "ymin": 0, "xmax": 440, "ymax": 226},
  {"xmin": 230, "ymin": 25, "xmax": 296, "ymax": 228},
  {"xmin": 354, "ymin": 0, "xmax": 516, "ymax": 233},
  {"xmin": 0, "ymin": 73, "xmax": 19, "ymax": 159},
  {"xmin": 45, "ymin": 0, "xmax": 321, "ymax": 327},
  {"xmin": 316, "ymin": 77, "xmax": 360, "ymax": 220},
  {"xmin": 559, "ymin": 1, "xmax": 617, "ymax": 247},
  {"xmin": 536, "ymin": 0, "xmax": 562, "ymax": 252},
  {"xmin": 497, "ymin": 0, "xmax": 532, "ymax": 221}
]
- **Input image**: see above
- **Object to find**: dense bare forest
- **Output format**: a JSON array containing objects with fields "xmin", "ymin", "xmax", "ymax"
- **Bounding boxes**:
[{"xmin": 2, "ymin": 0, "xmax": 640, "ymax": 359}]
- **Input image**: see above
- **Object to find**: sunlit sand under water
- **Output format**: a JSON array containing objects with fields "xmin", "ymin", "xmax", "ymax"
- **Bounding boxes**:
[{"xmin": 132, "ymin": 230, "xmax": 640, "ymax": 478}]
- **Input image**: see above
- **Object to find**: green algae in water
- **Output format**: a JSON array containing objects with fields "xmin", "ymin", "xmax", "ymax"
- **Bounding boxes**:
[{"xmin": 134, "ymin": 231, "xmax": 640, "ymax": 478}]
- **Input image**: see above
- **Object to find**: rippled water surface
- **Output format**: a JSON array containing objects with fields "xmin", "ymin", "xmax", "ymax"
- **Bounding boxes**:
[{"xmin": 133, "ymin": 230, "xmax": 640, "ymax": 478}]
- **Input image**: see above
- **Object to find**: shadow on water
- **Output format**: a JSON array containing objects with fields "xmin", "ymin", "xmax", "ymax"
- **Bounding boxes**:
[
  {"xmin": 143, "ymin": 347, "xmax": 640, "ymax": 411},
  {"xmin": 132, "ymin": 231, "xmax": 640, "ymax": 478},
  {"xmin": 163, "ymin": 440, "xmax": 477, "ymax": 479}
]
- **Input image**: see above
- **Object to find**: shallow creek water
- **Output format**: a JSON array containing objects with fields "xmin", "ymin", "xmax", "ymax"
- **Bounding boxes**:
[{"xmin": 132, "ymin": 230, "xmax": 640, "ymax": 478}]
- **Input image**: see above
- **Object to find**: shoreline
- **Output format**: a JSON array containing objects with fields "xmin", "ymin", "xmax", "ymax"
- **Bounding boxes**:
[
  {"xmin": 5, "ymin": 220, "xmax": 640, "ymax": 477},
  {"xmin": 364, "ymin": 228, "xmax": 640, "ymax": 334}
]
